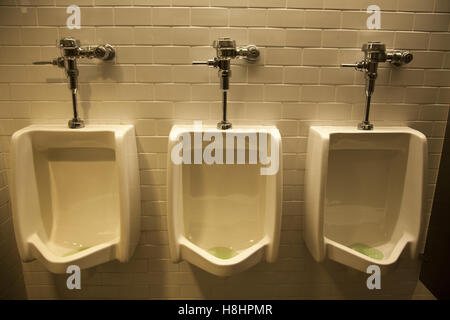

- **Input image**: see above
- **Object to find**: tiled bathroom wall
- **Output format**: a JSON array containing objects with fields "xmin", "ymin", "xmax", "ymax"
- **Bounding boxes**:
[{"xmin": 1, "ymin": 0, "xmax": 449, "ymax": 299}]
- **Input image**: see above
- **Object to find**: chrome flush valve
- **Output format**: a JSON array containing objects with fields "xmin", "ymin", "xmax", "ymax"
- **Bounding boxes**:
[
  {"xmin": 33, "ymin": 37, "xmax": 115, "ymax": 129},
  {"xmin": 193, "ymin": 38, "xmax": 260, "ymax": 130},
  {"xmin": 342, "ymin": 42, "xmax": 413, "ymax": 130}
]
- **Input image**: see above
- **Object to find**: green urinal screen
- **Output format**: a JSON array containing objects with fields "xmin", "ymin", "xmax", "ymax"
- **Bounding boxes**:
[
  {"xmin": 349, "ymin": 243, "xmax": 384, "ymax": 260},
  {"xmin": 207, "ymin": 247, "xmax": 238, "ymax": 260}
]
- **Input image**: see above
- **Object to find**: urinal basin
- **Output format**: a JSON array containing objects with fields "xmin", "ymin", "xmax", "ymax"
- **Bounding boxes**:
[
  {"xmin": 304, "ymin": 126, "xmax": 427, "ymax": 272},
  {"xmin": 168, "ymin": 125, "xmax": 282, "ymax": 276},
  {"xmin": 10, "ymin": 125, "xmax": 141, "ymax": 273}
]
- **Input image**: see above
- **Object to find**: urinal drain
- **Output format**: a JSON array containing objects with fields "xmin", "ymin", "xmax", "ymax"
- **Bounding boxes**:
[
  {"xmin": 207, "ymin": 247, "xmax": 238, "ymax": 260},
  {"xmin": 349, "ymin": 243, "xmax": 384, "ymax": 260}
]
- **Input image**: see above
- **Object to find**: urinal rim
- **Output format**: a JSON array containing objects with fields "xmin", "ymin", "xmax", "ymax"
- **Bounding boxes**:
[{"xmin": 179, "ymin": 235, "xmax": 270, "ymax": 266}]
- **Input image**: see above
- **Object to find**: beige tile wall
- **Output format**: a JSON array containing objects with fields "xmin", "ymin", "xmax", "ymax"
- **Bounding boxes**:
[{"xmin": 0, "ymin": 0, "xmax": 449, "ymax": 299}]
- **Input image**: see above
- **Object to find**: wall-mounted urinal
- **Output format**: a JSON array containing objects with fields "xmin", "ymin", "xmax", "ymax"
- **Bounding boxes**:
[
  {"xmin": 10, "ymin": 125, "xmax": 141, "ymax": 273},
  {"xmin": 304, "ymin": 126, "xmax": 427, "ymax": 272},
  {"xmin": 168, "ymin": 125, "xmax": 282, "ymax": 276}
]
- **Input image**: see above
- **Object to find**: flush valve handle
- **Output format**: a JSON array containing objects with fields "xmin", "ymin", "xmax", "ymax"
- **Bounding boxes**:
[
  {"xmin": 341, "ymin": 61, "xmax": 366, "ymax": 71},
  {"xmin": 192, "ymin": 59, "xmax": 218, "ymax": 67},
  {"xmin": 33, "ymin": 57, "xmax": 65, "ymax": 68}
]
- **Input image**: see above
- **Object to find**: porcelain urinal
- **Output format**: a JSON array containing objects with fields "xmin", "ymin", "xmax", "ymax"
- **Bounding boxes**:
[
  {"xmin": 168, "ymin": 125, "xmax": 282, "ymax": 276},
  {"xmin": 10, "ymin": 125, "xmax": 141, "ymax": 273},
  {"xmin": 304, "ymin": 126, "xmax": 427, "ymax": 272}
]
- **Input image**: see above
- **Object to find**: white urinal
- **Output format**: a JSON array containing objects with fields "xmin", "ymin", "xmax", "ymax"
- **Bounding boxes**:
[
  {"xmin": 10, "ymin": 125, "xmax": 141, "ymax": 273},
  {"xmin": 168, "ymin": 125, "xmax": 282, "ymax": 276},
  {"xmin": 304, "ymin": 126, "xmax": 427, "ymax": 272}
]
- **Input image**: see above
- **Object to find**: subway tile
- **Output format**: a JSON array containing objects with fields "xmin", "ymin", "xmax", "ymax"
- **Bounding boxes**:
[
  {"xmin": 96, "ymin": 0, "xmax": 132, "ymax": 5},
  {"xmin": 287, "ymin": 0, "xmax": 323, "ymax": 9},
  {"xmin": 429, "ymin": 33, "xmax": 450, "ymax": 51},
  {"xmin": 134, "ymin": 27, "xmax": 173, "ymax": 45},
  {"xmin": 0, "ymin": 66, "xmax": 28, "ymax": 83},
  {"xmin": 282, "ymin": 103, "xmax": 317, "ymax": 119},
  {"xmin": 0, "ymin": 7, "xmax": 37, "ymax": 26},
  {"xmin": 96, "ymin": 27, "xmax": 134, "ymax": 45},
  {"xmin": 173, "ymin": 102, "xmax": 210, "ymax": 119},
  {"xmin": 341, "ymin": 11, "xmax": 366, "ymax": 30},
  {"xmin": 0, "ymin": 47, "xmax": 40, "ymax": 64},
  {"xmin": 372, "ymin": 86, "xmax": 405, "ymax": 103},
  {"xmin": 115, "ymin": 8, "xmax": 150, "ymax": 26},
  {"xmin": 302, "ymin": 48, "xmax": 338, "ymax": 66},
  {"xmin": 173, "ymin": 65, "xmax": 210, "ymax": 83},
  {"xmin": 438, "ymin": 88, "xmax": 450, "ymax": 104},
  {"xmin": 265, "ymin": 84, "xmax": 300, "ymax": 102},
  {"xmin": 435, "ymin": 0, "xmax": 450, "ymax": 13},
  {"xmin": 382, "ymin": 13, "xmax": 414, "ymax": 31},
  {"xmin": 265, "ymin": 48, "xmax": 301, "ymax": 65},
  {"xmin": 134, "ymin": 0, "xmax": 172, "ymax": 5},
  {"xmin": 136, "ymin": 102, "xmax": 173, "ymax": 119},
  {"xmin": 390, "ymin": 69, "xmax": 424, "ymax": 86},
  {"xmin": 191, "ymin": 84, "xmax": 222, "ymax": 101},
  {"xmin": 246, "ymin": 102, "xmax": 282, "ymax": 119},
  {"xmin": 322, "ymin": 30, "xmax": 358, "ymax": 48},
  {"xmin": 395, "ymin": 32, "xmax": 429, "ymax": 50},
  {"xmin": 248, "ymin": 66, "xmax": 283, "ymax": 83},
  {"xmin": 115, "ymin": 46, "xmax": 153, "ymax": 64},
  {"xmin": 153, "ymin": 46, "xmax": 190, "ymax": 64},
  {"xmin": 21, "ymin": 27, "xmax": 58, "ymax": 45},
  {"xmin": 152, "ymin": 8, "xmax": 190, "ymax": 26},
  {"xmin": 397, "ymin": 0, "xmax": 435, "ymax": 12},
  {"xmin": 404, "ymin": 87, "xmax": 438, "ymax": 104},
  {"xmin": 0, "ymin": 28, "xmax": 21, "ymax": 45},
  {"xmin": 284, "ymin": 67, "xmax": 320, "ymax": 84},
  {"xmin": 230, "ymin": 9, "xmax": 267, "ymax": 27},
  {"xmin": 301, "ymin": 85, "xmax": 335, "ymax": 102},
  {"xmin": 250, "ymin": 0, "xmax": 286, "ymax": 8},
  {"xmin": 420, "ymin": 105, "xmax": 449, "ymax": 121},
  {"xmin": 267, "ymin": 9, "xmax": 304, "ymax": 28},
  {"xmin": 172, "ymin": 28, "xmax": 210, "ymax": 46},
  {"xmin": 154, "ymin": 84, "xmax": 190, "ymax": 101},
  {"xmin": 173, "ymin": 0, "xmax": 209, "ymax": 5},
  {"xmin": 248, "ymin": 28, "xmax": 286, "ymax": 47},
  {"xmin": 370, "ymin": 104, "xmax": 420, "ymax": 121},
  {"xmin": 336, "ymin": 85, "xmax": 366, "ymax": 103},
  {"xmin": 424, "ymin": 70, "xmax": 450, "ymax": 87},
  {"xmin": 414, "ymin": 14, "xmax": 450, "ymax": 32},
  {"xmin": 136, "ymin": 66, "xmax": 173, "ymax": 83},
  {"xmin": 191, "ymin": 8, "xmax": 228, "ymax": 27},
  {"xmin": 320, "ymin": 67, "xmax": 355, "ymax": 85},
  {"xmin": 304, "ymin": 10, "xmax": 340, "ymax": 29},
  {"xmin": 228, "ymin": 84, "xmax": 264, "ymax": 101},
  {"xmin": 286, "ymin": 29, "xmax": 322, "ymax": 47},
  {"xmin": 409, "ymin": 51, "xmax": 444, "ymax": 69},
  {"xmin": 211, "ymin": 0, "xmax": 248, "ymax": 7},
  {"xmin": 323, "ymin": 0, "xmax": 362, "ymax": 10}
]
